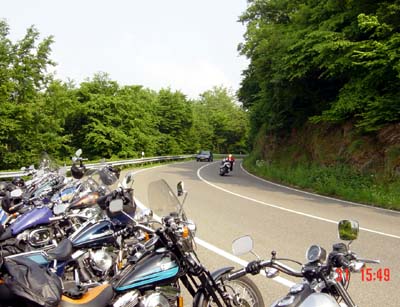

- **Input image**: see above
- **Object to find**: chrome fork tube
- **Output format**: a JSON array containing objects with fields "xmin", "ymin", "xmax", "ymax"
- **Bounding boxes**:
[{"xmin": 333, "ymin": 281, "xmax": 357, "ymax": 307}]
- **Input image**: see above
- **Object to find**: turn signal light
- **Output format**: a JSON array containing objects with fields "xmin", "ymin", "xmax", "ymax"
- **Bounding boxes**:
[{"xmin": 182, "ymin": 226, "xmax": 189, "ymax": 238}]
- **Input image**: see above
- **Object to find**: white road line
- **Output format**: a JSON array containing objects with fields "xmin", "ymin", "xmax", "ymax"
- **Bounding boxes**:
[
  {"xmin": 197, "ymin": 164, "xmax": 400, "ymax": 240},
  {"xmin": 239, "ymin": 162, "xmax": 400, "ymax": 215}
]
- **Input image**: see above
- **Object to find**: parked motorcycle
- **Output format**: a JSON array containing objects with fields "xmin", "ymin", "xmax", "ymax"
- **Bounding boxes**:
[
  {"xmin": 2, "ymin": 171, "xmax": 140, "ymax": 288},
  {"xmin": 229, "ymin": 220, "xmax": 380, "ymax": 307},
  {"xmin": 0, "ymin": 151, "xmax": 120, "ymax": 255},
  {"xmin": 104, "ymin": 179, "xmax": 264, "ymax": 307},
  {"xmin": 0, "ymin": 155, "xmax": 67, "ymax": 219}
]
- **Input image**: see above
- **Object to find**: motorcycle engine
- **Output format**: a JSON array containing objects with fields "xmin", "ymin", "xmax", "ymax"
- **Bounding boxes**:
[
  {"xmin": 113, "ymin": 286, "xmax": 179, "ymax": 307},
  {"xmin": 142, "ymin": 293, "xmax": 170, "ymax": 307},
  {"xmin": 113, "ymin": 291, "xmax": 139, "ymax": 307},
  {"xmin": 27, "ymin": 227, "xmax": 53, "ymax": 247},
  {"xmin": 89, "ymin": 248, "xmax": 114, "ymax": 275},
  {"xmin": 142, "ymin": 285, "xmax": 180, "ymax": 307}
]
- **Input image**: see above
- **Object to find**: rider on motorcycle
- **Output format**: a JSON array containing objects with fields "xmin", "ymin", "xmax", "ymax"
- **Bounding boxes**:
[{"xmin": 226, "ymin": 154, "xmax": 235, "ymax": 171}]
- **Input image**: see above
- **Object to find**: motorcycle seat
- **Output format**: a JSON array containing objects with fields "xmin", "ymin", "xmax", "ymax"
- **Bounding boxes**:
[
  {"xmin": 60, "ymin": 284, "xmax": 113, "ymax": 307},
  {"xmin": 47, "ymin": 238, "xmax": 73, "ymax": 261},
  {"xmin": 0, "ymin": 227, "xmax": 12, "ymax": 241}
]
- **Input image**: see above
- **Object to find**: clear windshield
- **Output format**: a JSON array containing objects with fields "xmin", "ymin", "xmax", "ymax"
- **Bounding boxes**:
[
  {"xmin": 93, "ymin": 166, "xmax": 118, "ymax": 187},
  {"xmin": 38, "ymin": 152, "xmax": 59, "ymax": 172},
  {"xmin": 69, "ymin": 166, "xmax": 117, "ymax": 203},
  {"xmin": 147, "ymin": 179, "xmax": 181, "ymax": 217}
]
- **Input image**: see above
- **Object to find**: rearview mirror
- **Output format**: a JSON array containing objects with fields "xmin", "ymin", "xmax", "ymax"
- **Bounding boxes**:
[
  {"xmin": 232, "ymin": 235, "xmax": 253, "ymax": 256},
  {"xmin": 338, "ymin": 220, "xmax": 359, "ymax": 241},
  {"xmin": 122, "ymin": 172, "xmax": 134, "ymax": 189},
  {"xmin": 75, "ymin": 149, "xmax": 82, "ymax": 157},
  {"xmin": 109, "ymin": 199, "xmax": 124, "ymax": 213}
]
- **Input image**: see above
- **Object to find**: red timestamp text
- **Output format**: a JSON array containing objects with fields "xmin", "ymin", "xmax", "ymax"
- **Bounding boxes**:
[
  {"xmin": 335, "ymin": 267, "xmax": 391, "ymax": 282},
  {"xmin": 361, "ymin": 267, "xmax": 390, "ymax": 282},
  {"xmin": 335, "ymin": 268, "xmax": 350, "ymax": 283}
]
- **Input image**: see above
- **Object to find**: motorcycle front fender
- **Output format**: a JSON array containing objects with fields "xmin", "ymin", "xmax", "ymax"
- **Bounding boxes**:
[
  {"xmin": 192, "ymin": 266, "xmax": 234, "ymax": 307},
  {"xmin": 211, "ymin": 267, "xmax": 235, "ymax": 280}
]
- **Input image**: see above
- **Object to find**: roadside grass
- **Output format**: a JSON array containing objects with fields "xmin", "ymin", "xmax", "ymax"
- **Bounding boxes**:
[{"xmin": 243, "ymin": 154, "xmax": 400, "ymax": 211}]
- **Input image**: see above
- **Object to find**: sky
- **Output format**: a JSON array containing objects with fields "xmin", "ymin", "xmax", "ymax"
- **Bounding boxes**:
[{"xmin": 2, "ymin": 0, "xmax": 250, "ymax": 99}]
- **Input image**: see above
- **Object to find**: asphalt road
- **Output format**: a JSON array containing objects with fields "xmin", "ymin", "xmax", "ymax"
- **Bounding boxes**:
[{"xmin": 128, "ymin": 160, "xmax": 400, "ymax": 307}]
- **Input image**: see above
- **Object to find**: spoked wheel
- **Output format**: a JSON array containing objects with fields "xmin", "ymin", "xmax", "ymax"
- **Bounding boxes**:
[{"xmin": 201, "ymin": 276, "xmax": 265, "ymax": 307}]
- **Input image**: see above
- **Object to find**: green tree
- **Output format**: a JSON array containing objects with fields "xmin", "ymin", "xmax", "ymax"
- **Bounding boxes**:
[
  {"xmin": 155, "ymin": 88, "xmax": 193, "ymax": 154},
  {"xmin": 238, "ymin": 0, "xmax": 400, "ymax": 146},
  {"xmin": 116, "ymin": 85, "xmax": 159, "ymax": 157},
  {"xmin": 194, "ymin": 86, "xmax": 249, "ymax": 153},
  {"xmin": 0, "ymin": 20, "xmax": 55, "ymax": 168}
]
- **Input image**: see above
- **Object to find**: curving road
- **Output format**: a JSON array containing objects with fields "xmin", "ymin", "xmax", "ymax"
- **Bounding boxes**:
[{"xmin": 129, "ymin": 160, "xmax": 400, "ymax": 307}]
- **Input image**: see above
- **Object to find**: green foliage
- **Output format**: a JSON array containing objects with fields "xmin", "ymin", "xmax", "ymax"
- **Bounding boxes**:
[
  {"xmin": 192, "ymin": 86, "xmax": 250, "ymax": 153},
  {"xmin": 155, "ymin": 89, "xmax": 193, "ymax": 154},
  {"xmin": 239, "ymin": 0, "xmax": 400, "ymax": 144},
  {"xmin": 0, "ymin": 20, "xmax": 56, "ymax": 168}
]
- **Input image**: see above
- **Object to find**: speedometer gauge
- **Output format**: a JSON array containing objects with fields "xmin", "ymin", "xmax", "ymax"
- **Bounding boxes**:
[{"xmin": 306, "ymin": 245, "xmax": 327, "ymax": 263}]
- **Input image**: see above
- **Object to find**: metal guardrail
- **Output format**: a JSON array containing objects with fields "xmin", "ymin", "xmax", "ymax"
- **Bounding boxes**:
[{"xmin": 0, "ymin": 155, "xmax": 195, "ymax": 179}]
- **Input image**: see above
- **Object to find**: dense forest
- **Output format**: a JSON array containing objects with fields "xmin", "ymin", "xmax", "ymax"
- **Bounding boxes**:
[
  {"xmin": 238, "ymin": 0, "xmax": 400, "ymax": 208},
  {"xmin": 0, "ymin": 20, "xmax": 249, "ymax": 170},
  {"xmin": 239, "ymin": 0, "xmax": 400, "ymax": 139}
]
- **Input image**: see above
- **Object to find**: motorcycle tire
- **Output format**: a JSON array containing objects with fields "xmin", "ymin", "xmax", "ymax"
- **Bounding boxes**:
[{"xmin": 199, "ymin": 275, "xmax": 265, "ymax": 307}]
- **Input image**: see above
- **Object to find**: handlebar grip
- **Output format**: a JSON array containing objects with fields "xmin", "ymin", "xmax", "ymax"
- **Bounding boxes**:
[
  {"xmin": 246, "ymin": 260, "xmax": 263, "ymax": 275},
  {"xmin": 332, "ymin": 253, "xmax": 351, "ymax": 268},
  {"xmin": 96, "ymin": 195, "xmax": 109, "ymax": 209},
  {"xmin": 228, "ymin": 268, "xmax": 247, "ymax": 281}
]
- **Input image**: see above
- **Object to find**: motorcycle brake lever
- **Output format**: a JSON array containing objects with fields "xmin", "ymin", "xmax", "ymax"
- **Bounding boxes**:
[{"xmin": 357, "ymin": 258, "xmax": 380, "ymax": 264}]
